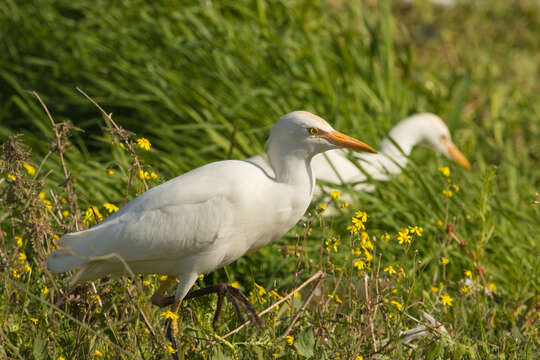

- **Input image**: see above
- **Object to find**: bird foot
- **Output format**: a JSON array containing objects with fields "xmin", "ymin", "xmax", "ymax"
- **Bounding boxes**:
[
  {"xmin": 151, "ymin": 293, "xmax": 175, "ymax": 307},
  {"xmin": 184, "ymin": 283, "xmax": 264, "ymax": 329}
]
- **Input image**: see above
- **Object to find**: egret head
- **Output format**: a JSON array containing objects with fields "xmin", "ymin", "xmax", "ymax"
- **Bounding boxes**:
[
  {"xmin": 390, "ymin": 113, "xmax": 470, "ymax": 169},
  {"xmin": 269, "ymin": 111, "xmax": 376, "ymax": 156}
]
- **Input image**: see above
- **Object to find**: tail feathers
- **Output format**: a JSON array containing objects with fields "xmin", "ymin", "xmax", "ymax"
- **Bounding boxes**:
[{"xmin": 46, "ymin": 249, "xmax": 87, "ymax": 273}]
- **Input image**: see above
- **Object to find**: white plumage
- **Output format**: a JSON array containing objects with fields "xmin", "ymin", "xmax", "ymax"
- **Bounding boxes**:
[{"xmin": 47, "ymin": 111, "xmax": 375, "ymax": 302}]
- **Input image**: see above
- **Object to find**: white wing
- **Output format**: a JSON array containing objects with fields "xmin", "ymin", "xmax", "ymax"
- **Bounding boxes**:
[{"xmin": 47, "ymin": 161, "xmax": 238, "ymax": 272}]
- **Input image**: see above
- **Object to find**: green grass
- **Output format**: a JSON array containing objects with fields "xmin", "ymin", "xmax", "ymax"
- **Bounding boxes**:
[{"xmin": 0, "ymin": 0, "xmax": 539, "ymax": 359}]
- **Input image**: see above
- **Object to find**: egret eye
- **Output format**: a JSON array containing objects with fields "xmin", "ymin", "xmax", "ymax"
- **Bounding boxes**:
[{"xmin": 308, "ymin": 127, "xmax": 319, "ymax": 135}]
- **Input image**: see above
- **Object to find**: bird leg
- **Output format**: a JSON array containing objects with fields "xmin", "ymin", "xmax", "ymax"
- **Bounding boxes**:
[
  {"xmin": 166, "ymin": 297, "xmax": 182, "ymax": 360},
  {"xmin": 153, "ymin": 283, "xmax": 263, "ymax": 329},
  {"xmin": 151, "ymin": 276, "xmax": 177, "ymax": 307},
  {"xmin": 184, "ymin": 283, "xmax": 264, "ymax": 328}
]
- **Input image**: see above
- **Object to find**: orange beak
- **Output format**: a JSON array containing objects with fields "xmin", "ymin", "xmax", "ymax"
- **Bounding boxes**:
[
  {"xmin": 441, "ymin": 138, "xmax": 471, "ymax": 169},
  {"xmin": 323, "ymin": 131, "xmax": 377, "ymax": 153}
]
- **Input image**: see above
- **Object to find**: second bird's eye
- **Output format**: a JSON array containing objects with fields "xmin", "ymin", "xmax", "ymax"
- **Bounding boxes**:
[{"xmin": 308, "ymin": 127, "xmax": 319, "ymax": 135}]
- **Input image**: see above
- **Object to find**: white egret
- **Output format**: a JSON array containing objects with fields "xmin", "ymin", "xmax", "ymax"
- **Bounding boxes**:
[
  {"xmin": 250, "ymin": 113, "xmax": 470, "ymax": 203},
  {"xmin": 46, "ymin": 111, "xmax": 376, "ymax": 355}
]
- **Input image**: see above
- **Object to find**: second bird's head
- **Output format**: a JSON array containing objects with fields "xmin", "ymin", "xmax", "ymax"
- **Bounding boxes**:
[{"xmin": 268, "ymin": 111, "xmax": 376, "ymax": 157}]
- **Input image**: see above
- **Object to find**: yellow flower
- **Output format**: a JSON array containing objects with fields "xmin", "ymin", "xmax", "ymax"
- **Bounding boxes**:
[
  {"xmin": 384, "ymin": 265, "xmax": 397, "ymax": 275},
  {"xmin": 106, "ymin": 169, "xmax": 115, "ymax": 175},
  {"xmin": 83, "ymin": 206, "xmax": 103, "ymax": 226},
  {"xmin": 397, "ymin": 228, "xmax": 411, "ymax": 244},
  {"xmin": 347, "ymin": 213, "xmax": 367, "ymax": 234},
  {"xmin": 453, "ymin": 185, "xmax": 460, "ymax": 193},
  {"xmin": 293, "ymin": 292, "xmax": 301, "ymax": 298},
  {"xmin": 12, "ymin": 269, "xmax": 20, "ymax": 278},
  {"xmin": 18, "ymin": 252, "xmax": 27, "ymax": 261},
  {"xmin": 438, "ymin": 167, "xmax": 450, "ymax": 177},
  {"xmin": 138, "ymin": 170, "xmax": 149, "ymax": 180},
  {"xmin": 160, "ymin": 311, "xmax": 179, "ymax": 320},
  {"xmin": 137, "ymin": 137, "xmax": 151, "ymax": 150},
  {"xmin": 230, "ymin": 281, "xmax": 240, "ymax": 289},
  {"xmin": 42, "ymin": 199, "xmax": 53, "ymax": 210},
  {"xmin": 330, "ymin": 190, "xmax": 341, "ymax": 200},
  {"xmin": 254, "ymin": 282, "xmax": 266, "ymax": 296},
  {"xmin": 29, "ymin": 317, "xmax": 38, "ymax": 324},
  {"xmin": 342, "ymin": 201, "xmax": 349, "ymax": 208},
  {"xmin": 62, "ymin": 210, "xmax": 69, "ymax": 218},
  {"xmin": 355, "ymin": 211, "xmax": 368, "ymax": 222},
  {"xmin": 41, "ymin": 287, "xmax": 49, "ymax": 295},
  {"xmin": 15, "ymin": 236, "xmax": 23, "ymax": 247},
  {"xmin": 39, "ymin": 192, "xmax": 53, "ymax": 209},
  {"xmin": 285, "ymin": 335, "xmax": 294, "ymax": 345},
  {"xmin": 150, "ymin": 171, "xmax": 158, "ymax": 180},
  {"xmin": 272, "ymin": 354, "xmax": 278, "ymax": 358},
  {"xmin": 430, "ymin": 285, "xmax": 439, "ymax": 292},
  {"xmin": 362, "ymin": 248, "xmax": 373, "ymax": 262},
  {"xmin": 94, "ymin": 349, "xmax": 104, "ymax": 357},
  {"xmin": 381, "ymin": 233, "xmax": 390, "ymax": 242},
  {"xmin": 440, "ymin": 294, "xmax": 453, "ymax": 307},
  {"xmin": 317, "ymin": 203, "xmax": 327, "ymax": 213},
  {"xmin": 59, "ymin": 357, "xmax": 66, "ymax": 360},
  {"xmin": 391, "ymin": 300, "xmax": 403, "ymax": 311},
  {"xmin": 487, "ymin": 283, "xmax": 497, "ymax": 291},
  {"xmin": 7, "ymin": 173, "xmax": 16, "ymax": 182},
  {"xmin": 23, "ymin": 162, "xmax": 36, "ymax": 176},
  {"xmin": 269, "ymin": 290, "xmax": 282, "ymax": 300},
  {"xmin": 159, "ymin": 275, "xmax": 168, "ymax": 281},
  {"xmin": 441, "ymin": 257, "xmax": 449, "ymax": 265},
  {"xmin": 460, "ymin": 286, "xmax": 473, "ymax": 295},
  {"xmin": 442, "ymin": 189, "xmax": 453, "ymax": 198},
  {"xmin": 103, "ymin": 203, "xmax": 119, "ymax": 213},
  {"xmin": 464, "ymin": 270, "xmax": 473, "ymax": 279},
  {"xmin": 436, "ymin": 220, "xmax": 444, "ymax": 228},
  {"xmin": 198, "ymin": 273, "xmax": 204, "ymax": 281},
  {"xmin": 353, "ymin": 260, "xmax": 365, "ymax": 271},
  {"xmin": 143, "ymin": 280, "xmax": 151, "ymax": 286},
  {"xmin": 328, "ymin": 294, "xmax": 342, "ymax": 304},
  {"xmin": 355, "ymin": 356, "xmax": 364, "ymax": 360},
  {"xmin": 399, "ymin": 266, "xmax": 406, "ymax": 277},
  {"xmin": 166, "ymin": 344, "xmax": 177, "ymax": 354},
  {"xmin": 325, "ymin": 237, "xmax": 340, "ymax": 252},
  {"xmin": 408, "ymin": 226, "xmax": 423, "ymax": 237}
]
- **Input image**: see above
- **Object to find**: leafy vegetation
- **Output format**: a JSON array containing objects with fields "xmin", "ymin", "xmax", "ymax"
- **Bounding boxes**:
[{"xmin": 1, "ymin": 0, "xmax": 538, "ymax": 358}]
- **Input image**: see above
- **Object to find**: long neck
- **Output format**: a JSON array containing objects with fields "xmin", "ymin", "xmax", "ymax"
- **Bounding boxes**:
[
  {"xmin": 353, "ymin": 120, "xmax": 425, "ymax": 180},
  {"xmin": 380, "ymin": 117, "xmax": 427, "ymax": 166},
  {"xmin": 267, "ymin": 142, "xmax": 315, "ymax": 196}
]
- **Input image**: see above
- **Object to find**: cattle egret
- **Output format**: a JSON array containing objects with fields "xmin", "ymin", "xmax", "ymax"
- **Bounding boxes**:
[
  {"xmin": 250, "ymin": 113, "xmax": 470, "ymax": 203},
  {"xmin": 46, "ymin": 111, "xmax": 376, "ymax": 355}
]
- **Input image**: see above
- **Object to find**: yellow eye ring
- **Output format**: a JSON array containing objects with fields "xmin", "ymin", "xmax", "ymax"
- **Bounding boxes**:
[{"xmin": 308, "ymin": 127, "xmax": 319, "ymax": 135}]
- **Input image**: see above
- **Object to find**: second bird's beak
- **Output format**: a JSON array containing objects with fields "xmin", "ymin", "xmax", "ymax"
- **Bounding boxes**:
[
  {"xmin": 324, "ymin": 131, "xmax": 377, "ymax": 153},
  {"xmin": 441, "ymin": 138, "xmax": 471, "ymax": 169}
]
